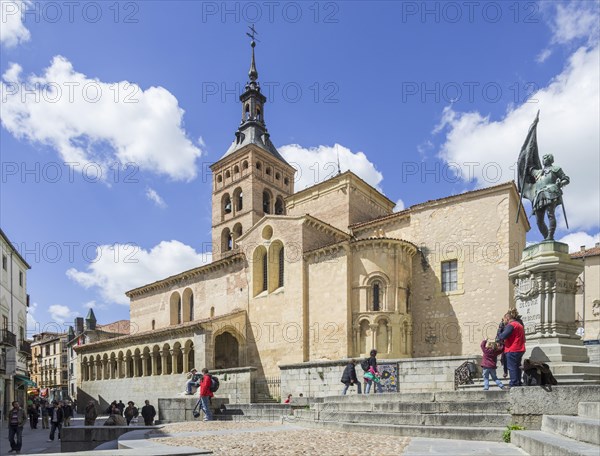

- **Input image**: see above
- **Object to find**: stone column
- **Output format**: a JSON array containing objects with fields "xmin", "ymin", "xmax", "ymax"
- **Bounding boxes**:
[
  {"xmin": 96, "ymin": 360, "xmax": 102, "ymax": 380},
  {"xmin": 370, "ymin": 324, "xmax": 378, "ymax": 353},
  {"xmin": 152, "ymin": 352, "xmax": 158, "ymax": 376},
  {"xmin": 353, "ymin": 325, "xmax": 360, "ymax": 356},
  {"xmin": 171, "ymin": 349, "xmax": 178, "ymax": 374},
  {"xmin": 161, "ymin": 350, "xmax": 169, "ymax": 375},
  {"xmin": 140, "ymin": 354, "xmax": 147, "ymax": 377},
  {"xmin": 509, "ymin": 241, "xmax": 587, "ymax": 363},
  {"xmin": 133, "ymin": 354, "xmax": 140, "ymax": 377},
  {"xmin": 182, "ymin": 347, "xmax": 189, "ymax": 373}
]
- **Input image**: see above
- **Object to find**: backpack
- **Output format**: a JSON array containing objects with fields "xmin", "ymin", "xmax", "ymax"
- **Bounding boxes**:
[
  {"xmin": 360, "ymin": 358, "xmax": 370, "ymax": 372},
  {"xmin": 209, "ymin": 375, "xmax": 220, "ymax": 392}
]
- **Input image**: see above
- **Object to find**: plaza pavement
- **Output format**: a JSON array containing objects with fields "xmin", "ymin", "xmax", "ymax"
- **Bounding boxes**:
[
  {"xmin": 1, "ymin": 414, "xmax": 528, "ymax": 455},
  {"xmin": 0, "ymin": 412, "xmax": 109, "ymax": 455}
]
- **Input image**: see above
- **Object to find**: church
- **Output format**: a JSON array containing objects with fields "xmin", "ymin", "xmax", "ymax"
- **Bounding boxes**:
[{"xmin": 75, "ymin": 39, "xmax": 529, "ymax": 405}]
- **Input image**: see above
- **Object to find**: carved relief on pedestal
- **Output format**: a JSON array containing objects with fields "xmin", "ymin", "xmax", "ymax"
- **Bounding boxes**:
[
  {"xmin": 592, "ymin": 300, "xmax": 600, "ymax": 318},
  {"xmin": 514, "ymin": 271, "xmax": 539, "ymax": 300}
]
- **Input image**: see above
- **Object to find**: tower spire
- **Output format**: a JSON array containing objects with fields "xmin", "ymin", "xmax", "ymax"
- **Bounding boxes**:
[{"xmin": 247, "ymin": 24, "xmax": 259, "ymax": 82}]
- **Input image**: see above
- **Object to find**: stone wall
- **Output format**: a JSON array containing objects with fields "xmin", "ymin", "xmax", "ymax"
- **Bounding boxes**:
[
  {"xmin": 210, "ymin": 367, "xmax": 256, "ymax": 404},
  {"xmin": 280, "ymin": 356, "xmax": 482, "ymax": 398}
]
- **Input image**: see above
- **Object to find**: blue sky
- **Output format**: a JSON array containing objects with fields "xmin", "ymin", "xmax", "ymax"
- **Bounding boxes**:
[{"xmin": 1, "ymin": 1, "xmax": 598, "ymax": 335}]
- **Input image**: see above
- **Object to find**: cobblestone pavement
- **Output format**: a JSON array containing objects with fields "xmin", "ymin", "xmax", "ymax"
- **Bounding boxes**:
[{"xmin": 149, "ymin": 421, "xmax": 410, "ymax": 455}]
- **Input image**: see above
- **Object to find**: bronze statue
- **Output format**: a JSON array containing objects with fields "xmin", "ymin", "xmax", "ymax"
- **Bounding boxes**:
[{"xmin": 516, "ymin": 111, "xmax": 570, "ymax": 240}]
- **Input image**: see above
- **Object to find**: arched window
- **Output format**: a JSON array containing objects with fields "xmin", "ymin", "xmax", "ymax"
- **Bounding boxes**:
[
  {"xmin": 256, "ymin": 107, "xmax": 261, "ymax": 121},
  {"xmin": 234, "ymin": 165, "xmax": 240, "ymax": 174},
  {"xmin": 233, "ymin": 187, "xmax": 243, "ymax": 212},
  {"xmin": 233, "ymin": 223, "xmax": 243, "ymax": 244},
  {"xmin": 262, "ymin": 252, "xmax": 268, "ymax": 291},
  {"xmin": 223, "ymin": 194, "xmax": 232, "ymax": 214},
  {"xmin": 275, "ymin": 196, "xmax": 284, "ymax": 215},
  {"xmin": 170, "ymin": 292, "xmax": 182, "ymax": 325},
  {"xmin": 245, "ymin": 104, "xmax": 250, "ymax": 120},
  {"xmin": 373, "ymin": 281, "xmax": 381, "ymax": 311},
  {"xmin": 183, "ymin": 288, "xmax": 194, "ymax": 323},
  {"xmin": 222, "ymin": 228, "xmax": 232, "ymax": 252},
  {"xmin": 253, "ymin": 246, "xmax": 268, "ymax": 296},
  {"xmin": 242, "ymin": 160, "xmax": 249, "ymax": 170},
  {"xmin": 278, "ymin": 247, "xmax": 284, "ymax": 288},
  {"xmin": 217, "ymin": 175, "xmax": 222, "ymax": 183},
  {"xmin": 266, "ymin": 166, "xmax": 272, "ymax": 176},
  {"xmin": 189, "ymin": 294, "xmax": 194, "ymax": 321},
  {"xmin": 263, "ymin": 190, "xmax": 271, "ymax": 214},
  {"xmin": 256, "ymin": 162, "xmax": 262, "ymax": 171},
  {"xmin": 284, "ymin": 177, "xmax": 289, "ymax": 186}
]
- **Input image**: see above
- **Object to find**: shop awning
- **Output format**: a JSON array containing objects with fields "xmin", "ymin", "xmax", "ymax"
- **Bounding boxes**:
[{"xmin": 14, "ymin": 375, "xmax": 37, "ymax": 387}]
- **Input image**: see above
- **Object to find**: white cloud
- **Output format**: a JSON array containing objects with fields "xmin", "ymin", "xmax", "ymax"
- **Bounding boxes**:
[
  {"xmin": 279, "ymin": 143, "xmax": 383, "ymax": 192},
  {"xmin": 0, "ymin": 56, "xmax": 202, "ymax": 181},
  {"xmin": 0, "ymin": 1, "xmax": 31, "ymax": 48},
  {"xmin": 146, "ymin": 187, "xmax": 167, "ymax": 208},
  {"xmin": 536, "ymin": 48, "xmax": 552, "ymax": 63},
  {"xmin": 48, "ymin": 304, "xmax": 79, "ymax": 325},
  {"xmin": 559, "ymin": 231, "xmax": 600, "ymax": 253},
  {"xmin": 544, "ymin": 1, "xmax": 600, "ymax": 46},
  {"xmin": 394, "ymin": 199, "xmax": 405, "ymax": 212},
  {"xmin": 26, "ymin": 300, "xmax": 37, "ymax": 333},
  {"xmin": 435, "ymin": 44, "xmax": 600, "ymax": 232},
  {"xmin": 67, "ymin": 241, "xmax": 212, "ymax": 305}
]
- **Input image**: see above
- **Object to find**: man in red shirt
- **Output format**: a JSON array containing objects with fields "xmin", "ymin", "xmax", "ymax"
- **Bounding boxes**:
[
  {"xmin": 198, "ymin": 368, "xmax": 213, "ymax": 421},
  {"xmin": 498, "ymin": 312, "xmax": 526, "ymax": 387}
]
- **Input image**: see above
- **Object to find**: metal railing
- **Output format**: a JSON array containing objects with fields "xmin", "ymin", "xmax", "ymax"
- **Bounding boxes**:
[
  {"xmin": 19, "ymin": 339, "xmax": 32, "ymax": 356},
  {"xmin": 0, "ymin": 329, "xmax": 17, "ymax": 347}
]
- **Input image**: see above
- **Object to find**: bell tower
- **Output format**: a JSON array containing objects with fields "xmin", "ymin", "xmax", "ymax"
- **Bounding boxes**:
[{"xmin": 210, "ymin": 27, "xmax": 296, "ymax": 260}]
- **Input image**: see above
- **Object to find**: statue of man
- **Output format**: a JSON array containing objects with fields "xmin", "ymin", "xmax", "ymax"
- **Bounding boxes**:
[
  {"xmin": 516, "ymin": 112, "xmax": 570, "ymax": 241},
  {"xmin": 531, "ymin": 154, "xmax": 570, "ymax": 240}
]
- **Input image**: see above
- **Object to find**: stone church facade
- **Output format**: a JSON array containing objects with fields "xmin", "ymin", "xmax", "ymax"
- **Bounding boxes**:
[{"xmin": 75, "ymin": 42, "xmax": 529, "ymax": 405}]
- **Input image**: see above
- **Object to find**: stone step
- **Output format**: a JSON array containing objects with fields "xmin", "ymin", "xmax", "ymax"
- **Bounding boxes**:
[
  {"xmin": 296, "ymin": 417, "xmax": 507, "ymax": 442},
  {"xmin": 294, "ymin": 409, "xmax": 511, "ymax": 427},
  {"xmin": 578, "ymin": 402, "xmax": 600, "ymax": 420},
  {"xmin": 313, "ymin": 400, "xmax": 510, "ymax": 415},
  {"xmin": 512, "ymin": 430, "xmax": 600, "ymax": 456},
  {"xmin": 321, "ymin": 390, "xmax": 508, "ymax": 403},
  {"xmin": 542, "ymin": 415, "xmax": 600, "ymax": 445}
]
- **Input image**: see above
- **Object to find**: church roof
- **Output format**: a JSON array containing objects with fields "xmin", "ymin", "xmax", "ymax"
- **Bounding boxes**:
[
  {"xmin": 219, "ymin": 125, "xmax": 288, "ymax": 164},
  {"xmin": 571, "ymin": 244, "xmax": 600, "ymax": 258},
  {"xmin": 349, "ymin": 181, "xmax": 525, "ymax": 231}
]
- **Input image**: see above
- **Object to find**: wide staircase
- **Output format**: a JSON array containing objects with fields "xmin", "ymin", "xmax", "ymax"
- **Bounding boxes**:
[
  {"xmin": 292, "ymin": 390, "xmax": 513, "ymax": 442},
  {"xmin": 512, "ymin": 401, "xmax": 600, "ymax": 455}
]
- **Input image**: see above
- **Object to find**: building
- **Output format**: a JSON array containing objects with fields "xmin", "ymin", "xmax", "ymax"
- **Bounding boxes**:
[
  {"xmin": 66, "ymin": 310, "xmax": 129, "ymax": 404},
  {"xmin": 74, "ymin": 40, "xmax": 530, "ymax": 407},
  {"xmin": 30, "ymin": 331, "xmax": 69, "ymax": 402},
  {"xmin": 1, "ymin": 228, "xmax": 32, "ymax": 418},
  {"xmin": 573, "ymin": 243, "xmax": 600, "ymax": 342}
]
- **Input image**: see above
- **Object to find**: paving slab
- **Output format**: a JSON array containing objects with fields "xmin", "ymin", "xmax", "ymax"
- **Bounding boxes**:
[{"xmin": 402, "ymin": 437, "xmax": 528, "ymax": 455}]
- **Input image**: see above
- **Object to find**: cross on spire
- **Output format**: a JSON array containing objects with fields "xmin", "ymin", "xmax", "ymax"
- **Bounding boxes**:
[
  {"xmin": 246, "ymin": 24, "xmax": 259, "ymax": 43},
  {"xmin": 246, "ymin": 24, "xmax": 259, "ymax": 82}
]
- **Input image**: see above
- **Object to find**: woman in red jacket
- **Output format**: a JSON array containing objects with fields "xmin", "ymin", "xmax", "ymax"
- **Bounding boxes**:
[
  {"xmin": 498, "ymin": 312, "xmax": 526, "ymax": 387},
  {"xmin": 198, "ymin": 368, "xmax": 213, "ymax": 421}
]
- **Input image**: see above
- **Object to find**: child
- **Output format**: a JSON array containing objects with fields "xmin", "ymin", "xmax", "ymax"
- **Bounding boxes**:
[
  {"xmin": 364, "ymin": 365, "xmax": 383, "ymax": 394},
  {"xmin": 480, "ymin": 339, "xmax": 505, "ymax": 391}
]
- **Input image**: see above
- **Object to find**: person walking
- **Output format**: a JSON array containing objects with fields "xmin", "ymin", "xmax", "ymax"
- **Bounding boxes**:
[
  {"xmin": 63, "ymin": 401, "xmax": 73, "ymax": 427},
  {"xmin": 341, "ymin": 359, "xmax": 362, "ymax": 395},
  {"xmin": 498, "ymin": 311, "xmax": 526, "ymax": 387},
  {"xmin": 46, "ymin": 401, "xmax": 64, "ymax": 442},
  {"xmin": 141, "ymin": 400, "xmax": 156, "ymax": 425},
  {"xmin": 124, "ymin": 401, "xmax": 139, "ymax": 426},
  {"xmin": 480, "ymin": 339, "xmax": 505, "ymax": 390},
  {"xmin": 41, "ymin": 400, "xmax": 50, "ymax": 429},
  {"xmin": 117, "ymin": 400, "xmax": 125, "ymax": 416},
  {"xmin": 364, "ymin": 349, "xmax": 383, "ymax": 394},
  {"xmin": 7, "ymin": 401, "xmax": 27, "ymax": 454},
  {"xmin": 28, "ymin": 401, "xmax": 39, "ymax": 429},
  {"xmin": 198, "ymin": 368, "xmax": 213, "ymax": 421},
  {"xmin": 84, "ymin": 400, "xmax": 98, "ymax": 426}
]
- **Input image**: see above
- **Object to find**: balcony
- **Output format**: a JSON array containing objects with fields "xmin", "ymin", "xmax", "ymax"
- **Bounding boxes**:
[
  {"xmin": 19, "ymin": 340, "xmax": 32, "ymax": 356},
  {"xmin": 0, "ymin": 329, "xmax": 17, "ymax": 347}
]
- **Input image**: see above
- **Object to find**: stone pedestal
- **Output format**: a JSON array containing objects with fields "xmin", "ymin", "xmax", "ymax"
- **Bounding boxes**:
[{"xmin": 509, "ymin": 241, "xmax": 588, "ymax": 363}]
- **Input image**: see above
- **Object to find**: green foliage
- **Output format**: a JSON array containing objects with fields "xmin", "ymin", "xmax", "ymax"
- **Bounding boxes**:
[{"xmin": 503, "ymin": 424, "xmax": 525, "ymax": 443}]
